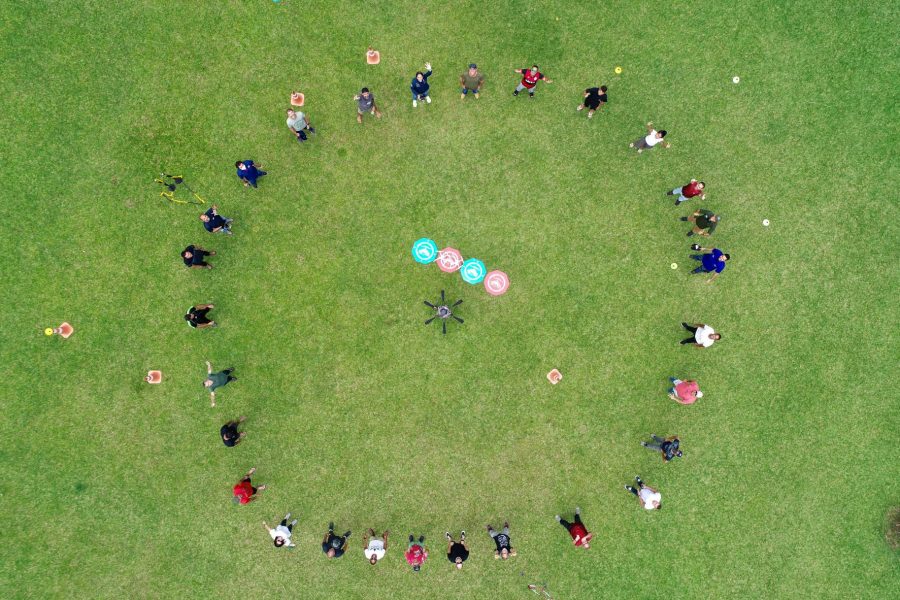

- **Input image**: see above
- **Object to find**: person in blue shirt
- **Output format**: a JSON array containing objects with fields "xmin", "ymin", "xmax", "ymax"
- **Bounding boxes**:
[
  {"xmin": 410, "ymin": 62, "xmax": 433, "ymax": 108},
  {"xmin": 235, "ymin": 159, "xmax": 267, "ymax": 188},
  {"xmin": 199, "ymin": 204, "xmax": 233, "ymax": 235},
  {"xmin": 690, "ymin": 244, "xmax": 730, "ymax": 282}
]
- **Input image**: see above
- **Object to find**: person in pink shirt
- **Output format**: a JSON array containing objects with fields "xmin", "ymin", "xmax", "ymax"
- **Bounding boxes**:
[
  {"xmin": 668, "ymin": 377, "xmax": 702, "ymax": 404},
  {"xmin": 405, "ymin": 534, "xmax": 428, "ymax": 572}
]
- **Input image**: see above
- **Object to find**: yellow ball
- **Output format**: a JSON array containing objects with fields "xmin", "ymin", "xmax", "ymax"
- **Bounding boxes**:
[
  {"xmin": 44, "ymin": 328, "xmax": 54, "ymax": 336},
  {"xmin": 615, "ymin": 66, "xmax": 623, "ymax": 74}
]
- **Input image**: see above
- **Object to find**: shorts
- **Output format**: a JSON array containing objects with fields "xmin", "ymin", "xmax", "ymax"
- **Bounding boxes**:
[{"xmin": 461, "ymin": 87, "xmax": 481, "ymax": 95}]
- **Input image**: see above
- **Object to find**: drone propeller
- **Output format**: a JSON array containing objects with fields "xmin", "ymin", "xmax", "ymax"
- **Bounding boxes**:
[
  {"xmin": 425, "ymin": 316, "xmax": 437, "ymax": 325},
  {"xmin": 423, "ymin": 300, "xmax": 436, "ymax": 308},
  {"xmin": 452, "ymin": 315, "xmax": 464, "ymax": 324},
  {"xmin": 452, "ymin": 299, "xmax": 464, "ymax": 307},
  {"xmin": 442, "ymin": 320, "xmax": 447, "ymax": 335},
  {"xmin": 440, "ymin": 290, "xmax": 446, "ymax": 303}
]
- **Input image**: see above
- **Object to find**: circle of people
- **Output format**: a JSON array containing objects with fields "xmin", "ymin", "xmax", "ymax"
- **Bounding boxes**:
[{"xmin": 175, "ymin": 55, "xmax": 731, "ymax": 571}]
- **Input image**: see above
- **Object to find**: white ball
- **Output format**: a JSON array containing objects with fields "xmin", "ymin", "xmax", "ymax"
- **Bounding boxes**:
[
  {"xmin": 762, "ymin": 219, "xmax": 770, "ymax": 226},
  {"xmin": 733, "ymin": 76, "xmax": 740, "ymax": 84}
]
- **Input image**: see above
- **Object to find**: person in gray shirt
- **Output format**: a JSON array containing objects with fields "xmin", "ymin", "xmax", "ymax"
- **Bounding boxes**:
[{"xmin": 354, "ymin": 87, "xmax": 382, "ymax": 124}]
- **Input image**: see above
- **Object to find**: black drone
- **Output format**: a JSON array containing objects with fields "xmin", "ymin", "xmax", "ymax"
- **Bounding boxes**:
[{"xmin": 424, "ymin": 290, "xmax": 464, "ymax": 334}]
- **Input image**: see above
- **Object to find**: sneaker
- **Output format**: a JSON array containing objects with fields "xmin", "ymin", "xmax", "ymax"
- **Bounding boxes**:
[
  {"xmin": 418, "ymin": 535, "xmax": 425, "ymax": 543},
  {"xmin": 529, "ymin": 92, "xmax": 534, "ymax": 98},
  {"xmin": 328, "ymin": 522, "xmax": 334, "ymax": 532},
  {"xmin": 675, "ymin": 199, "xmax": 683, "ymax": 206},
  {"xmin": 445, "ymin": 532, "xmax": 452, "ymax": 541},
  {"xmin": 425, "ymin": 96, "xmax": 431, "ymax": 104},
  {"xmin": 679, "ymin": 217, "xmax": 688, "ymax": 221},
  {"xmin": 635, "ymin": 476, "xmax": 643, "ymax": 484},
  {"xmin": 554, "ymin": 515, "xmax": 561, "ymax": 522},
  {"xmin": 575, "ymin": 506, "xmax": 581, "ymax": 515},
  {"xmin": 687, "ymin": 231, "xmax": 694, "ymax": 236},
  {"xmin": 503, "ymin": 521, "xmax": 509, "ymax": 529},
  {"xmin": 640, "ymin": 442, "xmax": 648, "ymax": 447},
  {"xmin": 344, "ymin": 531, "xmax": 352, "ymax": 538},
  {"xmin": 412, "ymin": 99, "xmax": 417, "ymax": 108},
  {"xmin": 486, "ymin": 524, "xmax": 492, "ymax": 532},
  {"xmin": 461, "ymin": 531, "xmax": 466, "ymax": 540},
  {"xmin": 629, "ymin": 143, "xmax": 635, "ymax": 148},
  {"xmin": 666, "ymin": 190, "xmax": 675, "ymax": 195},
  {"xmin": 409, "ymin": 534, "xmax": 414, "ymax": 543},
  {"xmin": 577, "ymin": 105, "xmax": 584, "ymax": 111},
  {"xmin": 460, "ymin": 93, "xmax": 465, "ymax": 100},
  {"xmin": 285, "ymin": 513, "xmax": 291, "ymax": 520},
  {"xmin": 474, "ymin": 92, "xmax": 480, "ymax": 99},
  {"xmin": 513, "ymin": 90, "xmax": 519, "ymax": 96},
  {"xmin": 588, "ymin": 112, "xmax": 593, "ymax": 119}
]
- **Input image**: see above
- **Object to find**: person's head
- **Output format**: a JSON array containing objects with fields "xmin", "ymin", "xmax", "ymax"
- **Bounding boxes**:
[
  {"xmin": 654, "ymin": 501, "xmax": 662, "ymax": 510},
  {"xmin": 468, "ymin": 63, "xmax": 477, "ymax": 75},
  {"xmin": 656, "ymin": 130, "xmax": 668, "ymax": 139},
  {"xmin": 327, "ymin": 547, "xmax": 336, "ymax": 558},
  {"xmin": 530, "ymin": 64, "xmax": 539, "ymax": 74},
  {"xmin": 455, "ymin": 557, "xmax": 463, "ymax": 569},
  {"xmin": 234, "ymin": 161, "xmax": 245, "ymax": 170},
  {"xmin": 181, "ymin": 250, "xmax": 192, "ymax": 259},
  {"xmin": 721, "ymin": 253, "xmax": 730, "ymax": 262},
  {"xmin": 711, "ymin": 333, "xmax": 722, "ymax": 341},
  {"xmin": 369, "ymin": 554, "xmax": 378, "ymax": 565},
  {"xmin": 199, "ymin": 213, "xmax": 209, "ymax": 222},
  {"xmin": 274, "ymin": 537, "xmax": 285, "ymax": 547},
  {"xmin": 361, "ymin": 87, "xmax": 370, "ymax": 97},
  {"xmin": 203, "ymin": 379, "xmax": 212, "ymax": 388},
  {"xmin": 184, "ymin": 313, "xmax": 192, "ymax": 322},
  {"xmin": 697, "ymin": 181, "xmax": 706, "ymax": 190},
  {"xmin": 710, "ymin": 214, "xmax": 719, "ymax": 222},
  {"xmin": 582, "ymin": 540, "xmax": 590, "ymax": 549},
  {"xmin": 415, "ymin": 71, "xmax": 424, "ymax": 81},
  {"xmin": 600, "ymin": 85, "xmax": 608, "ymax": 93},
  {"xmin": 287, "ymin": 109, "xmax": 296, "ymax": 118},
  {"xmin": 675, "ymin": 450, "xmax": 683, "ymax": 458},
  {"xmin": 500, "ymin": 547, "xmax": 509, "ymax": 560}
]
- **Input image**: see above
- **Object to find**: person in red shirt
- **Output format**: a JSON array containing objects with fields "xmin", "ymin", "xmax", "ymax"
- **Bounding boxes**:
[
  {"xmin": 405, "ymin": 534, "xmax": 428, "ymax": 572},
  {"xmin": 555, "ymin": 507, "xmax": 592, "ymax": 549},
  {"xmin": 513, "ymin": 65, "xmax": 552, "ymax": 98},
  {"xmin": 232, "ymin": 467, "xmax": 266, "ymax": 504},
  {"xmin": 668, "ymin": 378, "xmax": 703, "ymax": 404},
  {"xmin": 666, "ymin": 179, "xmax": 706, "ymax": 205}
]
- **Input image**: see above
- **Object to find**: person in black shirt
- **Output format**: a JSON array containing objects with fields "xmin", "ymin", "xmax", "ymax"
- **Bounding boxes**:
[
  {"xmin": 322, "ymin": 522, "xmax": 351, "ymax": 558},
  {"xmin": 445, "ymin": 531, "xmax": 469, "ymax": 569},
  {"xmin": 181, "ymin": 245, "xmax": 215, "ymax": 269},
  {"xmin": 184, "ymin": 304, "xmax": 216, "ymax": 328},
  {"xmin": 221, "ymin": 417, "xmax": 246, "ymax": 447},
  {"xmin": 641, "ymin": 434, "xmax": 682, "ymax": 462},
  {"xmin": 199, "ymin": 204, "xmax": 233, "ymax": 235},
  {"xmin": 577, "ymin": 85, "xmax": 608, "ymax": 119},
  {"xmin": 486, "ymin": 521, "xmax": 517, "ymax": 560}
]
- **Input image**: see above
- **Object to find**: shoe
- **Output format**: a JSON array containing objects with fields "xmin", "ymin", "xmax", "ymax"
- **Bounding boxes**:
[
  {"xmin": 575, "ymin": 506, "xmax": 581, "ymax": 515},
  {"xmin": 680, "ymin": 217, "xmax": 688, "ymax": 221},
  {"xmin": 529, "ymin": 93, "xmax": 535, "ymax": 98},
  {"xmin": 503, "ymin": 521, "xmax": 509, "ymax": 529},
  {"xmin": 624, "ymin": 485, "xmax": 630, "ymax": 492},
  {"xmin": 328, "ymin": 522, "xmax": 334, "ymax": 532},
  {"xmin": 666, "ymin": 190, "xmax": 675, "ymax": 195},
  {"xmin": 460, "ymin": 93, "xmax": 465, "ymax": 100},
  {"xmin": 445, "ymin": 532, "xmax": 452, "ymax": 541},
  {"xmin": 409, "ymin": 534, "xmax": 414, "ymax": 543},
  {"xmin": 474, "ymin": 93, "xmax": 479, "ymax": 99},
  {"xmin": 344, "ymin": 531, "xmax": 352, "ymax": 538},
  {"xmin": 675, "ymin": 199, "xmax": 683, "ymax": 206},
  {"xmin": 629, "ymin": 143, "xmax": 635, "ymax": 148},
  {"xmin": 418, "ymin": 535, "xmax": 425, "ymax": 543},
  {"xmin": 425, "ymin": 96, "xmax": 431, "ymax": 104},
  {"xmin": 290, "ymin": 519, "xmax": 298, "ymax": 526},
  {"xmin": 486, "ymin": 524, "xmax": 492, "ymax": 532},
  {"xmin": 641, "ymin": 442, "xmax": 648, "ymax": 447},
  {"xmin": 555, "ymin": 515, "xmax": 561, "ymax": 522},
  {"xmin": 635, "ymin": 476, "xmax": 643, "ymax": 484},
  {"xmin": 461, "ymin": 531, "xmax": 466, "ymax": 540},
  {"xmin": 687, "ymin": 231, "xmax": 694, "ymax": 237},
  {"xmin": 513, "ymin": 90, "xmax": 519, "ymax": 96},
  {"xmin": 412, "ymin": 100, "xmax": 417, "ymax": 108},
  {"xmin": 285, "ymin": 512, "xmax": 291, "ymax": 520},
  {"xmin": 588, "ymin": 112, "xmax": 593, "ymax": 119}
]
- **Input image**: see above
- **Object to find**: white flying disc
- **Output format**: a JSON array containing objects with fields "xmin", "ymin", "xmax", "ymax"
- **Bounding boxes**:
[
  {"xmin": 762, "ymin": 219, "xmax": 770, "ymax": 226},
  {"xmin": 671, "ymin": 262, "xmax": 678, "ymax": 269},
  {"xmin": 732, "ymin": 76, "xmax": 740, "ymax": 84}
]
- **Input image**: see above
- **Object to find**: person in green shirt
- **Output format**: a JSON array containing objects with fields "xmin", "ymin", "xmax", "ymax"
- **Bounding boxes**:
[
  {"xmin": 681, "ymin": 209, "xmax": 720, "ymax": 237},
  {"xmin": 459, "ymin": 63, "xmax": 484, "ymax": 100},
  {"xmin": 204, "ymin": 361, "xmax": 236, "ymax": 407}
]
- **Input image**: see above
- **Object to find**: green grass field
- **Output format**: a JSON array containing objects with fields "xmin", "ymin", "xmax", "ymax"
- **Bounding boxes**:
[{"xmin": 1, "ymin": 1, "xmax": 898, "ymax": 598}]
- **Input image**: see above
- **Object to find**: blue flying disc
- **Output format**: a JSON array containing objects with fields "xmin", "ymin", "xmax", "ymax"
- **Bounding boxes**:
[
  {"xmin": 411, "ymin": 238, "xmax": 438, "ymax": 264},
  {"xmin": 460, "ymin": 258, "xmax": 486, "ymax": 284}
]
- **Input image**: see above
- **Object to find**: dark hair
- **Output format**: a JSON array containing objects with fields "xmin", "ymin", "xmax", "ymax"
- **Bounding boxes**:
[
  {"xmin": 415, "ymin": 71, "xmax": 423, "ymax": 77},
  {"xmin": 361, "ymin": 87, "xmax": 369, "ymax": 93},
  {"xmin": 600, "ymin": 85, "xmax": 607, "ymax": 92},
  {"xmin": 723, "ymin": 253, "xmax": 731, "ymax": 260},
  {"xmin": 531, "ymin": 64, "xmax": 539, "ymax": 69},
  {"xmin": 180, "ymin": 250, "xmax": 189, "ymax": 257},
  {"xmin": 675, "ymin": 450, "xmax": 683, "ymax": 458},
  {"xmin": 699, "ymin": 181, "xmax": 706, "ymax": 187},
  {"xmin": 184, "ymin": 314, "xmax": 191, "ymax": 321},
  {"xmin": 234, "ymin": 161, "xmax": 241, "ymax": 168},
  {"xmin": 274, "ymin": 538, "xmax": 285, "ymax": 547},
  {"xmin": 658, "ymin": 130, "xmax": 668, "ymax": 137},
  {"xmin": 657, "ymin": 504, "xmax": 662, "ymax": 510}
]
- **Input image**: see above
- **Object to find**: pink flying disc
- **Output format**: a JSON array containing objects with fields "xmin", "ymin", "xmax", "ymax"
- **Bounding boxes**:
[
  {"xmin": 366, "ymin": 48, "xmax": 381, "ymax": 65},
  {"xmin": 483, "ymin": 270, "xmax": 510, "ymax": 296},
  {"xmin": 145, "ymin": 370, "xmax": 162, "ymax": 384},
  {"xmin": 437, "ymin": 247, "xmax": 463, "ymax": 273},
  {"xmin": 55, "ymin": 322, "xmax": 74, "ymax": 338},
  {"xmin": 290, "ymin": 92, "xmax": 305, "ymax": 107},
  {"xmin": 547, "ymin": 369, "xmax": 562, "ymax": 384}
]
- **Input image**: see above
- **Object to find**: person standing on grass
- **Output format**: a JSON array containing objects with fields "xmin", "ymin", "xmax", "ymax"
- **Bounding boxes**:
[
  {"xmin": 405, "ymin": 535, "xmax": 428, "ymax": 572},
  {"xmin": 513, "ymin": 65, "xmax": 552, "ymax": 98},
  {"xmin": 363, "ymin": 529, "xmax": 389, "ymax": 565},
  {"xmin": 264, "ymin": 513, "xmax": 298, "ymax": 548},
  {"xmin": 625, "ymin": 476, "xmax": 662, "ymax": 510},
  {"xmin": 235, "ymin": 160, "xmax": 267, "ymax": 188},
  {"xmin": 286, "ymin": 109, "xmax": 316, "ymax": 143},
  {"xmin": 690, "ymin": 245, "xmax": 730, "ymax": 282},
  {"xmin": 667, "ymin": 178, "xmax": 706, "ymax": 205},
  {"xmin": 181, "ymin": 245, "xmax": 215, "ymax": 269},
  {"xmin": 555, "ymin": 507, "xmax": 592, "ymax": 549},
  {"xmin": 200, "ymin": 205, "xmax": 233, "ymax": 235},
  {"xmin": 204, "ymin": 361, "xmax": 236, "ymax": 407},
  {"xmin": 680, "ymin": 322, "xmax": 720, "ymax": 348},
  {"xmin": 668, "ymin": 377, "xmax": 703, "ymax": 404},
  {"xmin": 354, "ymin": 87, "xmax": 382, "ymax": 124},
  {"xmin": 460, "ymin": 63, "xmax": 484, "ymax": 99},
  {"xmin": 445, "ymin": 531, "xmax": 470, "ymax": 569},
  {"xmin": 630, "ymin": 121, "xmax": 671, "ymax": 153},
  {"xmin": 682, "ymin": 209, "xmax": 719, "ymax": 237},
  {"xmin": 184, "ymin": 304, "xmax": 216, "ymax": 329},
  {"xmin": 410, "ymin": 62, "xmax": 433, "ymax": 107},
  {"xmin": 322, "ymin": 522, "xmax": 351, "ymax": 558},
  {"xmin": 233, "ymin": 467, "xmax": 266, "ymax": 504},
  {"xmin": 641, "ymin": 435, "xmax": 683, "ymax": 462},
  {"xmin": 577, "ymin": 85, "xmax": 608, "ymax": 118},
  {"xmin": 220, "ymin": 417, "xmax": 247, "ymax": 447},
  {"xmin": 487, "ymin": 522, "xmax": 517, "ymax": 559}
]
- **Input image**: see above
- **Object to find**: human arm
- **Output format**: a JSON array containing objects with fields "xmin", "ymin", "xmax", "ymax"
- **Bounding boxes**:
[
  {"xmin": 514, "ymin": 68, "xmax": 523, "ymax": 74},
  {"xmin": 510, "ymin": 548, "xmax": 517, "ymax": 556},
  {"xmin": 382, "ymin": 531, "xmax": 389, "ymax": 549},
  {"xmin": 706, "ymin": 272, "xmax": 720, "ymax": 284},
  {"xmin": 262, "ymin": 522, "xmax": 272, "ymax": 533},
  {"xmin": 541, "ymin": 75, "xmax": 552, "ymax": 83},
  {"xmin": 646, "ymin": 121, "xmax": 654, "ymax": 132},
  {"xmin": 494, "ymin": 550, "xmax": 500, "ymax": 559}
]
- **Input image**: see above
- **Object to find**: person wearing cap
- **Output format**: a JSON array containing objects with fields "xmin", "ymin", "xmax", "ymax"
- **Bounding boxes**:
[
  {"xmin": 630, "ymin": 121, "xmax": 671, "ymax": 153},
  {"xmin": 682, "ymin": 209, "xmax": 719, "ymax": 236},
  {"xmin": 668, "ymin": 377, "xmax": 703, "ymax": 404},
  {"xmin": 680, "ymin": 322, "xmax": 721, "ymax": 348},
  {"xmin": 625, "ymin": 476, "xmax": 662, "ymax": 510},
  {"xmin": 232, "ymin": 467, "xmax": 266, "ymax": 504},
  {"xmin": 689, "ymin": 246, "xmax": 730, "ymax": 282},
  {"xmin": 577, "ymin": 85, "xmax": 608, "ymax": 118},
  {"xmin": 641, "ymin": 435, "xmax": 683, "ymax": 462},
  {"xmin": 486, "ymin": 521, "xmax": 517, "ymax": 559},
  {"xmin": 322, "ymin": 522, "xmax": 351, "ymax": 558},
  {"xmin": 354, "ymin": 87, "xmax": 382, "ymax": 124},
  {"xmin": 362, "ymin": 528, "xmax": 389, "ymax": 565},
  {"xmin": 235, "ymin": 159, "xmax": 267, "ymax": 188},
  {"xmin": 263, "ymin": 513, "xmax": 297, "ymax": 548},
  {"xmin": 405, "ymin": 535, "xmax": 428, "ymax": 571},
  {"xmin": 667, "ymin": 179, "xmax": 706, "ymax": 205},
  {"xmin": 460, "ymin": 63, "xmax": 484, "ymax": 99},
  {"xmin": 410, "ymin": 62, "xmax": 433, "ymax": 107},
  {"xmin": 181, "ymin": 245, "xmax": 215, "ymax": 269},
  {"xmin": 286, "ymin": 109, "xmax": 315, "ymax": 143},
  {"xmin": 513, "ymin": 65, "xmax": 552, "ymax": 98},
  {"xmin": 445, "ymin": 531, "xmax": 469, "ymax": 569},
  {"xmin": 555, "ymin": 507, "xmax": 592, "ymax": 549},
  {"xmin": 185, "ymin": 304, "xmax": 216, "ymax": 329}
]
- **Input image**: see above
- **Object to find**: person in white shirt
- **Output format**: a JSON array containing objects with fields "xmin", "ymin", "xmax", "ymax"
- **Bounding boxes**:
[
  {"xmin": 286, "ymin": 109, "xmax": 315, "ymax": 143},
  {"xmin": 629, "ymin": 121, "xmax": 671, "ymax": 153},
  {"xmin": 681, "ymin": 322, "xmax": 721, "ymax": 347},
  {"xmin": 263, "ymin": 513, "xmax": 298, "ymax": 548},
  {"xmin": 625, "ymin": 476, "xmax": 662, "ymax": 510},
  {"xmin": 363, "ymin": 528, "xmax": 389, "ymax": 565}
]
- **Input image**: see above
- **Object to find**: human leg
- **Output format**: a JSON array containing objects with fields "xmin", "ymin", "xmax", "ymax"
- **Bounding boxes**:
[
  {"xmin": 625, "ymin": 485, "xmax": 638, "ymax": 496},
  {"xmin": 643, "ymin": 441, "xmax": 663, "ymax": 451}
]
